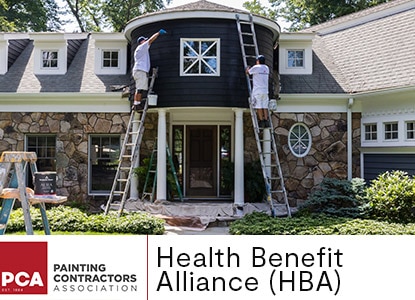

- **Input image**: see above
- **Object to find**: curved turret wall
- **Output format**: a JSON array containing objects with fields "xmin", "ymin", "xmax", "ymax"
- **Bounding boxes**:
[{"xmin": 130, "ymin": 18, "xmax": 275, "ymax": 108}]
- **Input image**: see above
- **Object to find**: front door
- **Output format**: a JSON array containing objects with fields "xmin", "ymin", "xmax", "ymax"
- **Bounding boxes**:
[{"xmin": 186, "ymin": 126, "xmax": 217, "ymax": 197}]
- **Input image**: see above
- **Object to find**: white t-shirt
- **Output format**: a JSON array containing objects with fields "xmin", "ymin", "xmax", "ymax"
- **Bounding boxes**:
[
  {"xmin": 248, "ymin": 64, "xmax": 269, "ymax": 95},
  {"xmin": 133, "ymin": 42, "xmax": 151, "ymax": 73}
]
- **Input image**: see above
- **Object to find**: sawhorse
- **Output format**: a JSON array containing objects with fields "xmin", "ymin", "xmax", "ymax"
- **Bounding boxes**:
[{"xmin": 0, "ymin": 151, "xmax": 66, "ymax": 235}]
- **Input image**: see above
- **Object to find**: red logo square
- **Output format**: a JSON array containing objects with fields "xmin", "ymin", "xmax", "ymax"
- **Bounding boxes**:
[{"xmin": 0, "ymin": 242, "xmax": 48, "ymax": 294}]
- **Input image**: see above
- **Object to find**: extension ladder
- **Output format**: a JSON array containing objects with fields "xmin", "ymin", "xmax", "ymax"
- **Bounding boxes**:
[
  {"xmin": 0, "ymin": 151, "xmax": 66, "ymax": 234},
  {"xmin": 236, "ymin": 14, "xmax": 291, "ymax": 217},
  {"xmin": 104, "ymin": 67, "xmax": 158, "ymax": 216},
  {"xmin": 142, "ymin": 141, "xmax": 183, "ymax": 202}
]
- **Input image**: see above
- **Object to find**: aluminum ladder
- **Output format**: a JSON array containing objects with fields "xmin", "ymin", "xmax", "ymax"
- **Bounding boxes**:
[
  {"xmin": 0, "ymin": 151, "xmax": 66, "ymax": 234},
  {"xmin": 104, "ymin": 67, "xmax": 158, "ymax": 216},
  {"xmin": 236, "ymin": 14, "xmax": 291, "ymax": 217},
  {"xmin": 142, "ymin": 141, "xmax": 183, "ymax": 202}
]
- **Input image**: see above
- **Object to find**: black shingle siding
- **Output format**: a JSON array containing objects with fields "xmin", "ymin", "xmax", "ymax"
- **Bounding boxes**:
[{"xmin": 130, "ymin": 18, "xmax": 274, "ymax": 108}]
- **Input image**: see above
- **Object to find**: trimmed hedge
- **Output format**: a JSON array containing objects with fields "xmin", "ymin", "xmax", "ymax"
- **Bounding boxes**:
[
  {"xmin": 6, "ymin": 206, "xmax": 165, "ymax": 235},
  {"xmin": 229, "ymin": 212, "xmax": 415, "ymax": 235}
]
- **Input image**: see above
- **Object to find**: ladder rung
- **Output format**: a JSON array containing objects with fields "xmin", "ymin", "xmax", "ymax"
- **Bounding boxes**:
[
  {"xmin": 243, "ymin": 43, "xmax": 255, "ymax": 47},
  {"xmin": 117, "ymin": 179, "xmax": 128, "ymax": 182}
]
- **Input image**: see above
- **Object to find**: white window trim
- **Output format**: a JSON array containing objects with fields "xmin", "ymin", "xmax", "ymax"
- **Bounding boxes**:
[
  {"xmin": 0, "ymin": 36, "xmax": 8, "ymax": 75},
  {"xmin": 383, "ymin": 122, "xmax": 399, "ymax": 141},
  {"xmin": 41, "ymin": 49, "xmax": 59, "ymax": 70},
  {"xmin": 101, "ymin": 49, "xmax": 120, "ymax": 69},
  {"xmin": 361, "ymin": 115, "xmax": 415, "ymax": 147},
  {"xmin": 33, "ymin": 41, "xmax": 67, "ymax": 75},
  {"xmin": 287, "ymin": 49, "xmax": 305, "ymax": 69},
  {"xmin": 180, "ymin": 38, "xmax": 220, "ymax": 76},
  {"xmin": 279, "ymin": 33, "xmax": 313, "ymax": 75},
  {"xmin": 288, "ymin": 123, "xmax": 312, "ymax": 158},
  {"xmin": 405, "ymin": 121, "xmax": 415, "ymax": 141},
  {"xmin": 363, "ymin": 123, "xmax": 378, "ymax": 142}
]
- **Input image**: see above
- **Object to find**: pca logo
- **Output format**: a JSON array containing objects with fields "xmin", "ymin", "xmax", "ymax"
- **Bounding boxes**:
[{"xmin": 0, "ymin": 242, "xmax": 47, "ymax": 294}]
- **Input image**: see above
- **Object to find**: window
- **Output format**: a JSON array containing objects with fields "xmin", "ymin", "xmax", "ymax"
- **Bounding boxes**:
[
  {"xmin": 288, "ymin": 123, "xmax": 311, "ymax": 157},
  {"xmin": 26, "ymin": 135, "xmax": 56, "ymax": 187},
  {"xmin": 287, "ymin": 50, "xmax": 304, "ymax": 68},
  {"xmin": 384, "ymin": 122, "xmax": 398, "ymax": 140},
  {"xmin": 180, "ymin": 39, "xmax": 220, "ymax": 76},
  {"xmin": 102, "ymin": 50, "xmax": 119, "ymax": 68},
  {"xmin": 406, "ymin": 121, "xmax": 415, "ymax": 140},
  {"xmin": 364, "ymin": 124, "xmax": 377, "ymax": 141},
  {"xmin": 42, "ymin": 50, "xmax": 58, "ymax": 68},
  {"xmin": 89, "ymin": 135, "xmax": 120, "ymax": 194}
]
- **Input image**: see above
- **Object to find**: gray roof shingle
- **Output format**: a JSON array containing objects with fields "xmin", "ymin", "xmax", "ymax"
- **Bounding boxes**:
[
  {"xmin": 0, "ymin": 35, "xmax": 130, "ymax": 93},
  {"xmin": 282, "ymin": 0, "xmax": 415, "ymax": 94}
]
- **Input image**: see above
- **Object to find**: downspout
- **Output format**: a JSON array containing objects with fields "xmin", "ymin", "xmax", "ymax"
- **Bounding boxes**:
[{"xmin": 347, "ymin": 97, "xmax": 354, "ymax": 180}]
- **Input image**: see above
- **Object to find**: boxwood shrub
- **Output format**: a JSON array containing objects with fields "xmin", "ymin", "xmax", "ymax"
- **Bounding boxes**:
[{"xmin": 6, "ymin": 206, "xmax": 165, "ymax": 235}]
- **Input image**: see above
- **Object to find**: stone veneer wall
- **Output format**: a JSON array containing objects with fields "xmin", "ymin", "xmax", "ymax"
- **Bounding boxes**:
[
  {"xmin": 243, "ymin": 112, "xmax": 361, "ymax": 206},
  {"xmin": 0, "ymin": 112, "xmax": 159, "ymax": 203}
]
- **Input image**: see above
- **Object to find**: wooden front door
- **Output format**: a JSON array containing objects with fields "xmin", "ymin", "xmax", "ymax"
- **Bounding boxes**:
[{"xmin": 186, "ymin": 126, "xmax": 217, "ymax": 197}]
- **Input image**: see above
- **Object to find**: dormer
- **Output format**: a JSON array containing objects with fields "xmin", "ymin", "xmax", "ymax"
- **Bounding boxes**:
[
  {"xmin": 278, "ymin": 33, "xmax": 315, "ymax": 75},
  {"xmin": 30, "ymin": 33, "xmax": 68, "ymax": 75},
  {"xmin": 91, "ymin": 33, "xmax": 127, "ymax": 75}
]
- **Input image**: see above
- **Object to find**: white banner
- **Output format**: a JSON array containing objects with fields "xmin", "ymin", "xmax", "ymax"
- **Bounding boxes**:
[{"xmin": 0, "ymin": 235, "xmax": 413, "ymax": 299}]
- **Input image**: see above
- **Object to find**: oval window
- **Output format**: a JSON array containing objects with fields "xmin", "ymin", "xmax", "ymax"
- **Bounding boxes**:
[{"xmin": 288, "ymin": 123, "xmax": 312, "ymax": 157}]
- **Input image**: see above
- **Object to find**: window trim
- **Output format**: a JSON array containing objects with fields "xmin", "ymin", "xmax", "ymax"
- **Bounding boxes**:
[
  {"xmin": 41, "ymin": 50, "xmax": 59, "ymax": 69},
  {"xmin": 405, "ymin": 121, "xmax": 415, "ymax": 140},
  {"xmin": 88, "ymin": 134, "xmax": 121, "ymax": 195},
  {"xmin": 288, "ymin": 123, "xmax": 312, "ymax": 158},
  {"xmin": 364, "ymin": 123, "xmax": 378, "ymax": 141},
  {"xmin": 384, "ymin": 122, "xmax": 399, "ymax": 141},
  {"xmin": 180, "ymin": 38, "xmax": 220, "ymax": 76},
  {"xmin": 101, "ymin": 49, "xmax": 120, "ymax": 69},
  {"xmin": 287, "ymin": 49, "xmax": 305, "ymax": 69}
]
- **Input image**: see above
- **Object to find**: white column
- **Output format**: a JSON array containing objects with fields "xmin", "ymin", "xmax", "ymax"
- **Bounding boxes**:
[
  {"xmin": 156, "ymin": 109, "xmax": 167, "ymax": 200},
  {"xmin": 263, "ymin": 128, "xmax": 271, "ymax": 177},
  {"xmin": 233, "ymin": 108, "xmax": 244, "ymax": 214},
  {"xmin": 347, "ymin": 98, "xmax": 354, "ymax": 180},
  {"xmin": 130, "ymin": 112, "xmax": 140, "ymax": 200}
]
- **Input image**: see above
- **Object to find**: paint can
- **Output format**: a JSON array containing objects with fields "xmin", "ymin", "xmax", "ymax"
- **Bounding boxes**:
[
  {"xmin": 34, "ymin": 172, "xmax": 57, "ymax": 195},
  {"xmin": 148, "ymin": 94, "xmax": 158, "ymax": 106},
  {"xmin": 269, "ymin": 99, "xmax": 278, "ymax": 111}
]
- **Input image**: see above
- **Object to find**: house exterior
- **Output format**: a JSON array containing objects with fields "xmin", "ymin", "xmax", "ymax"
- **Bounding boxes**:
[{"xmin": 0, "ymin": 0, "xmax": 414, "ymax": 211}]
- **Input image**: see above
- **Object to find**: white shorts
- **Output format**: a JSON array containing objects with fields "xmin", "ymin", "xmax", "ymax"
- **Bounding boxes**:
[
  {"xmin": 133, "ymin": 70, "xmax": 148, "ymax": 90},
  {"xmin": 251, "ymin": 94, "xmax": 269, "ymax": 109}
]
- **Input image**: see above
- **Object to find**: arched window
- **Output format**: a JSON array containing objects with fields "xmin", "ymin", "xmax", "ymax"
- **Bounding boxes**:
[{"xmin": 288, "ymin": 123, "xmax": 311, "ymax": 157}]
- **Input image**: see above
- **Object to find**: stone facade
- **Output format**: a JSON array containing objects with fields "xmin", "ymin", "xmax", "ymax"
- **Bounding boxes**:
[
  {"xmin": 0, "ymin": 111, "xmax": 361, "ymax": 205},
  {"xmin": 243, "ymin": 112, "xmax": 361, "ymax": 206}
]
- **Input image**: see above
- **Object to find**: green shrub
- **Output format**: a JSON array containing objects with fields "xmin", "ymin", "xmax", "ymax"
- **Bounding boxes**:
[
  {"xmin": 229, "ymin": 212, "xmax": 415, "ymax": 235},
  {"xmin": 6, "ymin": 206, "xmax": 165, "ymax": 234},
  {"xmin": 366, "ymin": 170, "xmax": 415, "ymax": 223},
  {"xmin": 297, "ymin": 177, "xmax": 367, "ymax": 218}
]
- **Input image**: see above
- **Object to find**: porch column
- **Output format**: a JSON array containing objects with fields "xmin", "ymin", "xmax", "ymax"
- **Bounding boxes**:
[
  {"xmin": 156, "ymin": 109, "xmax": 167, "ymax": 200},
  {"xmin": 233, "ymin": 108, "xmax": 244, "ymax": 213},
  {"xmin": 347, "ymin": 98, "xmax": 354, "ymax": 180},
  {"xmin": 130, "ymin": 112, "xmax": 140, "ymax": 200}
]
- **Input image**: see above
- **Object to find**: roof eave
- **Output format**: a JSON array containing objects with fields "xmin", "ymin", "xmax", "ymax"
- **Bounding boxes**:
[{"xmin": 124, "ymin": 11, "xmax": 280, "ymax": 41}]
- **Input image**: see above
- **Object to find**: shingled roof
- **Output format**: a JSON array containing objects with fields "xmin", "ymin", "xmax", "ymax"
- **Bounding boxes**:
[
  {"xmin": 281, "ymin": 0, "xmax": 415, "ymax": 94},
  {"xmin": 0, "ymin": 35, "xmax": 129, "ymax": 93}
]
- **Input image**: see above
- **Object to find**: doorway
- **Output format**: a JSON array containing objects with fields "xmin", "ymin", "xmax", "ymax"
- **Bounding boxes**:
[{"xmin": 186, "ymin": 126, "xmax": 217, "ymax": 197}]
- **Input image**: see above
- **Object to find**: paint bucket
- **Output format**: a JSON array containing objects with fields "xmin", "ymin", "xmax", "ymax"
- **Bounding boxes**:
[
  {"xmin": 34, "ymin": 172, "xmax": 57, "ymax": 195},
  {"xmin": 269, "ymin": 99, "xmax": 278, "ymax": 111},
  {"xmin": 148, "ymin": 94, "xmax": 158, "ymax": 106}
]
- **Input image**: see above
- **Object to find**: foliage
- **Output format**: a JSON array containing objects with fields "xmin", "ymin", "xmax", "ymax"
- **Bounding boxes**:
[
  {"xmin": 244, "ymin": 160, "xmax": 266, "ymax": 202},
  {"xmin": 229, "ymin": 212, "xmax": 415, "ymax": 235},
  {"xmin": 1, "ymin": 0, "xmax": 62, "ymax": 32},
  {"xmin": 243, "ymin": 0, "xmax": 277, "ymax": 19},
  {"xmin": 266, "ymin": 0, "xmax": 389, "ymax": 31},
  {"xmin": 6, "ymin": 206, "xmax": 165, "ymax": 235},
  {"xmin": 297, "ymin": 177, "xmax": 368, "ymax": 218},
  {"xmin": 63, "ymin": 0, "xmax": 169, "ymax": 32},
  {"xmin": 366, "ymin": 170, "xmax": 415, "ymax": 223}
]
